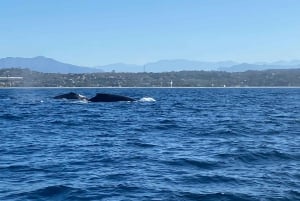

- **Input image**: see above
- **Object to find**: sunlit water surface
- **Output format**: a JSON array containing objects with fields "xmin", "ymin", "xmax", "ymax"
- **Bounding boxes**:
[{"xmin": 0, "ymin": 88, "xmax": 299, "ymax": 201}]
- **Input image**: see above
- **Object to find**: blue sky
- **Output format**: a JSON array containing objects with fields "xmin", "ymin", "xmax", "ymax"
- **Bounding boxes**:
[{"xmin": 0, "ymin": 0, "xmax": 299, "ymax": 66}]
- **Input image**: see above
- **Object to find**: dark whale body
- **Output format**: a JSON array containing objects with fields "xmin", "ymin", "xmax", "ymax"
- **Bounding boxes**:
[
  {"xmin": 54, "ymin": 92, "xmax": 88, "ymax": 101},
  {"xmin": 54, "ymin": 92, "xmax": 135, "ymax": 102},
  {"xmin": 89, "ymin": 93, "xmax": 136, "ymax": 102}
]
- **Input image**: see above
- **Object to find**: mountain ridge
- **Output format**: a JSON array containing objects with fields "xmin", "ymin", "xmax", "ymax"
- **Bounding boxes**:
[
  {"xmin": 0, "ymin": 56, "xmax": 103, "ymax": 74},
  {"xmin": 1, "ymin": 56, "xmax": 300, "ymax": 73}
]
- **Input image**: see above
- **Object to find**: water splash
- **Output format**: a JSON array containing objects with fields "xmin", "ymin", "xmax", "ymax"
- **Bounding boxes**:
[{"xmin": 139, "ymin": 97, "xmax": 156, "ymax": 102}]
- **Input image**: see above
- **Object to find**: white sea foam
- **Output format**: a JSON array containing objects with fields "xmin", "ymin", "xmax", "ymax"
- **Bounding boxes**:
[
  {"xmin": 139, "ymin": 97, "xmax": 156, "ymax": 102},
  {"xmin": 78, "ymin": 94, "xmax": 86, "ymax": 99}
]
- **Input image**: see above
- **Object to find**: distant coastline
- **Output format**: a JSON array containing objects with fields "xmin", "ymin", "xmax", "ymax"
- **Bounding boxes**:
[
  {"xmin": 1, "ymin": 87, "xmax": 300, "ymax": 90},
  {"xmin": 1, "ymin": 68, "xmax": 300, "ymax": 88}
]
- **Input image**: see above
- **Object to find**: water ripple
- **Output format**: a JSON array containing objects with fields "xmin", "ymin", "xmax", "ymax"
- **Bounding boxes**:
[{"xmin": 0, "ymin": 88, "xmax": 299, "ymax": 201}]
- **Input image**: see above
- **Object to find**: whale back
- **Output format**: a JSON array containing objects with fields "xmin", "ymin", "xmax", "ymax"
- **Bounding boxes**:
[
  {"xmin": 54, "ymin": 92, "xmax": 87, "ymax": 100},
  {"xmin": 89, "ymin": 93, "xmax": 135, "ymax": 102}
]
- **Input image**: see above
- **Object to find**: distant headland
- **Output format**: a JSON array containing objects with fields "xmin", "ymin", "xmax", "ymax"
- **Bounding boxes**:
[{"xmin": 1, "ymin": 67, "xmax": 300, "ymax": 87}]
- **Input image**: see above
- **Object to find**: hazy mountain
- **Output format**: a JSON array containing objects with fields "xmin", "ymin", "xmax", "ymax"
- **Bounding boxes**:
[
  {"xmin": 219, "ymin": 63, "xmax": 300, "ymax": 72},
  {"xmin": 255, "ymin": 60, "xmax": 300, "ymax": 66},
  {"xmin": 0, "ymin": 56, "xmax": 103, "ymax": 73},
  {"xmin": 95, "ymin": 63, "xmax": 143, "ymax": 72},
  {"xmin": 98, "ymin": 59, "xmax": 239, "ymax": 72},
  {"xmin": 144, "ymin": 59, "xmax": 238, "ymax": 72},
  {"xmin": 1, "ymin": 56, "xmax": 300, "ymax": 73},
  {"xmin": 97, "ymin": 59, "xmax": 300, "ymax": 72}
]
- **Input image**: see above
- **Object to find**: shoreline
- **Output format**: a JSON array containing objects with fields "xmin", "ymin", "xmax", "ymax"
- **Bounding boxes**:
[{"xmin": 1, "ymin": 86, "xmax": 300, "ymax": 89}]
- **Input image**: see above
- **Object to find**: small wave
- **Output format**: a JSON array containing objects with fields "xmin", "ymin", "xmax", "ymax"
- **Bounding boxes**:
[
  {"xmin": 16, "ymin": 185, "xmax": 84, "ymax": 201},
  {"xmin": 65, "ymin": 99, "xmax": 89, "ymax": 104},
  {"xmin": 238, "ymin": 150, "xmax": 297, "ymax": 163},
  {"xmin": 30, "ymin": 185, "xmax": 72, "ymax": 197},
  {"xmin": 75, "ymin": 101, "xmax": 89, "ymax": 104},
  {"xmin": 0, "ymin": 113, "xmax": 23, "ymax": 121},
  {"xmin": 139, "ymin": 97, "xmax": 156, "ymax": 102},
  {"xmin": 0, "ymin": 164, "xmax": 45, "ymax": 172},
  {"xmin": 218, "ymin": 150, "xmax": 297, "ymax": 164},
  {"xmin": 177, "ymin": 191, "xmax": 256, "ymax": 201},
  {"xmin": 163, "ymin": 158, "xmax": 219, "ymax": 170},
  {"xmin": 287, "ymin": 190, "xmax": 300, "ymax": 200},
  {"xmin": 154, "ymin": 119, "xmax": 183, "ymax": 130},
  {"xmin": 115, "ymin": 183, "xmax": 140, "ymax": 191},
  {"xmin": 128, "ymin": 141, "xmax": 157, "ymax": 148},
  {"xmin": 182, "ymin": 158, "xmax": 220, "ymax": 169}
]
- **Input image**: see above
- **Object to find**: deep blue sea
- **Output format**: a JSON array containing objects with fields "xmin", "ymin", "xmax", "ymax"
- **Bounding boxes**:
[{"xmin": 0, "ymin": 88, "xmax": 299, "ymax": 201}]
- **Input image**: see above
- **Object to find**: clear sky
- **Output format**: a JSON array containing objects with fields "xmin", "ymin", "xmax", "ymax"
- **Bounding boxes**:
[{"xmin": 0, "ymin": 0, "xmax": 299, "ymax": 66}]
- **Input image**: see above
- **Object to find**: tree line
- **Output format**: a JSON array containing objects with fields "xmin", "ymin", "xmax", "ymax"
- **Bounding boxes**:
[{"xmin": 0, "ymin": 68, "xmax": 300, "ymax": 87}]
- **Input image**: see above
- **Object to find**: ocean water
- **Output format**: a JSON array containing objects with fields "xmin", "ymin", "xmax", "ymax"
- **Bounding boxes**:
[{"xmin": 0, "ymin": 88, "xmax": 299, "ymax": 201}]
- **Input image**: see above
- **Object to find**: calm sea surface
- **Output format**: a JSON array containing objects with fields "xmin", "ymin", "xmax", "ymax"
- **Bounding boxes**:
[{"xmin": 0, "ymin": 88, "xmax": 299, "ymax": 201}]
